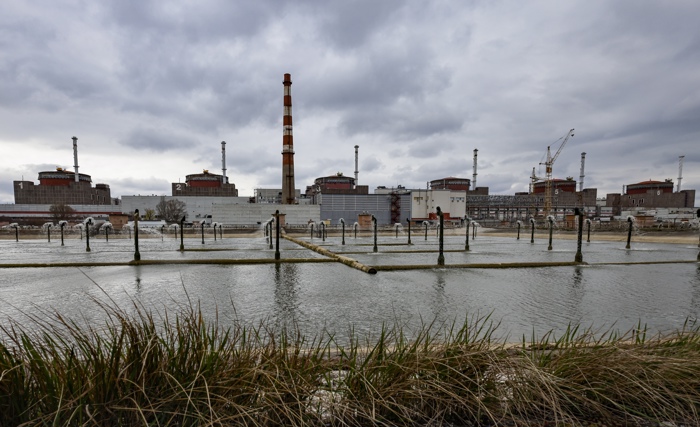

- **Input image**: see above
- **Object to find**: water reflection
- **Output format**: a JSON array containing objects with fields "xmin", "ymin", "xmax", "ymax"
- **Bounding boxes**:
[
  {"xmin": 273, "ymin": 263, "xmax": 300, "ymax": 328},
  {"xmin": 566, "ymin": 266, "xmax": 585, "ymax": 324},
  {"xmin": 692, "ymin": 265, "xmax": 700, "ymax": 321},
  {"xmin": 431, "ymin": 272, "xmax": 447, "ymax": 325}
]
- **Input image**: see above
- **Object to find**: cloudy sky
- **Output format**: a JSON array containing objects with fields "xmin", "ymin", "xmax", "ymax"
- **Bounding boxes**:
[{"xmin": 1, "ymin": 1, "xmax": 699, "ymax": 206}]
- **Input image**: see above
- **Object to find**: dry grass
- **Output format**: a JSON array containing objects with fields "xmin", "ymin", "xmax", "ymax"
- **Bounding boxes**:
[{"xmin": 1, "ymin": 302, "xmax": 699, "ymax": 426}]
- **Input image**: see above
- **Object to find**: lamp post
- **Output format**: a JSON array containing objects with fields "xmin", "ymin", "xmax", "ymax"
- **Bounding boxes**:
[
  {"xmin": 697, "ymin": 209, "xmax": 700, "ymax": 250},
  {"xmin": 274, "ymin": 210, "xmax": 280, "ymax": 260},
  {"xmin": 85, "ymin": 218, "xmax": 92, "ymax": 252},
  {"xmin": 269, "ymin": 218, "xmax": 274, "ymax": 249},
  {"xmin": 212, "ymin": 222, "xmax": 218, "ymax": 241},
  {"xmin": 372, "ymin": 215, "xmax": 378, "ymax": 253},
  {"xmin": 407, "ymin": 218, "xmax": 412, "ymax": 245},
  {"xmin": 574, "ymin": 208, "xmax": 583, "ymax": 263},
  {"xmin": 340, "ymin": 218, "xmax": 345, "ymax": 245},
  {"xmin": 310, "ymin": 223, "xmax": 314, "ymax": 240},
  {"xmin": 321, "ymin": 221, "xmax": 326, "ymax": 242},
  {"xmin": 219, "ymin": 223, "xmax": 223, "ymax": 239},
  {"xmin": 516, "ymin": 220, "xmax": 522, "ymax": 240},
  {"xmin": 626, "ymin": 216, "xmax": 634, "ymax": 249},
  {"xmin": 161, "ymin": 225, "xmax": 165, "ymax": 242},
  {"xmin": 530, "ymin": 218, "xmax": 535, "ymax": 243},
  {"xmin": 201, "ymin": 221, "xmax": 205, "ymax": 245},
  {"xmin": 133, "ymin": 210, "xmax": 141, "ymax": 261},
  {"xmin": 424, "ymin": 221, "xmax": 428, "ymax": 241},
  {"xmin": 585, "ymin": 218, "xmax": 592, "ymax": 243},
  {"xmin": 179, "ymin": 216, "xmax": 185, "ymax": 252},
  {"xmin": 104, "ymin": 222, "xmax": 112, "ymax": 243},
  {"xmin": 464, "ymin": 216, "xmax": 470, "ymax": 251},
  {"xmin": 10, "ymin": 223, "xmax": 19, "ymax": 242},
  {"xmin": 437, "ymin": 207, "xmax": 445, "ymax": 266},
  {"xmin": 46, "ymin": 223, "xmax": 52, "ymax": 243},
  {"xmin": 547, "ymin": 215, "xmax": 554, "ymax": 251},
  {"xmin": 59, "ymin": 220, "xmax": 67, "ymax": 246}
]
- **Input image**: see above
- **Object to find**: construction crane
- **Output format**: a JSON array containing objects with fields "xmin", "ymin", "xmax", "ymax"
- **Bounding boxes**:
[{"xmin": 538, "ymin": 128, "xmax": 575, "ymax": 217}]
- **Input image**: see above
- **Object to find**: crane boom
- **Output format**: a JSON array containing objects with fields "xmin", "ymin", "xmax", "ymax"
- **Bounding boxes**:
[{"xmin": 539, "ymin": 128, "xmax": 574, "ymax": 217}]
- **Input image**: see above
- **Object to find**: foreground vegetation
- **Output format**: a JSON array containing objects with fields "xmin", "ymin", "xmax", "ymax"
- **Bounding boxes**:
[{"xmin": 1, "ymin": 302, "xmax": 699, "ymax": 426}]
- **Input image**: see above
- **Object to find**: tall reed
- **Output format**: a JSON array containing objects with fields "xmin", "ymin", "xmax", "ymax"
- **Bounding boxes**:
[{"xmin": 1, "ymin": 301, "xmax": 699, "ymax": 426}]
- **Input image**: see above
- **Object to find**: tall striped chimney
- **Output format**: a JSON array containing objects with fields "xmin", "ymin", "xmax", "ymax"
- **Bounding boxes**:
[
  {"xmin": 281, "ymin": 73, "xmax": 296, "ymax": 204},
  {"xmin": 221, "ymin": 141, "xmax": 227, "ymax": 184},
  {"xmin": 72, "ymin": 136, "xmax": 79, "ymax": 183}
]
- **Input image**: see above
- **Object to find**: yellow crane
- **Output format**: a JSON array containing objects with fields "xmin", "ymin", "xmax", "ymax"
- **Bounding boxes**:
[{"xmin": 539, "ymin": 128, "xmax": 575, "ymax": 217}]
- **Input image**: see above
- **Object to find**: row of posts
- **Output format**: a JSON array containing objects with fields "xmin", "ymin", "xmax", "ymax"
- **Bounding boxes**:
[{"xmin": 7, "ymin": 209, "xmax": 700, "ymax": 263}]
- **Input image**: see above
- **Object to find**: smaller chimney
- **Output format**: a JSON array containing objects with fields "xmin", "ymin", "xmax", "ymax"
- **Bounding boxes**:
[
  {"xmin": 579, "ymin": 152, "xmax": 586, "ymax": 192},
  {"xmin": 72, "ymin": 136, "xmax": 79, "ymax": 183},
  {"xmin": 221, "ymin": 141, "xmax": 227, "ymax": 184},
  {"xmin": 354, "ymin": 145, "xmax": 359, "ymax": 188},
  {"xmin": 677, "ymin": 155, "xmax": 685, "ymax": 192},
  {"xmin": 472, "ymin": 149, "xmax": 478, "ymax": 190}
]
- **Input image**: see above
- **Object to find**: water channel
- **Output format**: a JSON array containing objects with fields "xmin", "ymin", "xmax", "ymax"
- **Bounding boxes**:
[{"xmin": 1, "ymin": 230, "xmax": 699, "ymax": 343}]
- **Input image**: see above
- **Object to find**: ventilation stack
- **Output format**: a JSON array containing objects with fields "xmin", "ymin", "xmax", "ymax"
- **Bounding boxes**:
[
  {"xmin": 354, "ymin": 145, "xmax": 359, "ymax": 189},
  {"xmin": 677, "ymin": 155, "xmax": 685, "ymax": 192},
  {"xmin": 281, "ymin": 73, "xmax": 296, "ymax": 204},
  {"xmin": 472, "ymin": 149, "xmax": 478, "ymax": 190},
  {"xmin": 72, "ymin": 136, "xmax": 79, "ymax": 183},
  {"xmin": 221, "ymin": 141, "xmax": 227, "ymax": 184},
  {"xmin": 579, "ymin": 152, "xmax": 586, "ymax": 192}
]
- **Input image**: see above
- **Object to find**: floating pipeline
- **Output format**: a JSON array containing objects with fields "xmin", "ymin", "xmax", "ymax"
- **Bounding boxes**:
[{"xmin": 283, "ymin": 235, "xmax": 377, "ymax": 274}]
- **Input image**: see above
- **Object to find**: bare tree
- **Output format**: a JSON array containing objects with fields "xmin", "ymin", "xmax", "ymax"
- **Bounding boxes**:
[
  {"xmin": 156, "ymin": 197, "xmax": 187, "ymax": 223},
  {"xmin": 143, "ymin": 209, "xmax": 157, "ymax": 220},
  {"xmin": 49, "ymin": 204, "xmax": 76, "ymax": 222}
]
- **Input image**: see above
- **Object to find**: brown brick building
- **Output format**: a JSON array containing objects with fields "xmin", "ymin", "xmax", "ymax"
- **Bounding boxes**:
[
  {"xmin": 171, "ymin": 170, "xmax": 238, "ymax": 197},
  {"xmin": 14, "ymin": 168, "xmax": 115, "ymax": 205}
]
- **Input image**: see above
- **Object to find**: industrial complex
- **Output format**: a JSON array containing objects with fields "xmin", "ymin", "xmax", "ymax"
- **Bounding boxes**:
[{"xmin": 2, "ymin": 74, "xmax": 697, "ymax": 229}]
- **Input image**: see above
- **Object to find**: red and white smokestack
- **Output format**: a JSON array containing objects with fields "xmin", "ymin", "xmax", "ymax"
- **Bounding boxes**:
[
  {"xmin": 281, "ymin": 73, "xmax": 296, "ymax": 204},
  {"xmin": 677, "ymin": 155, "xmax": 685, "ymax": 192},
  {"xmin": 72, "ymin": 136, "xmax": 79, "ymax": 183},
  {"xmin": 472, "ymin": 149, "xmax": 478, "ymax": 190},
  {"xmin": 221, "ymin": 141, "xmax": 227, "ymax": 184},
  {"xmin": 354, "ymin": 145, "xmax": 359, "ymax": 188}
]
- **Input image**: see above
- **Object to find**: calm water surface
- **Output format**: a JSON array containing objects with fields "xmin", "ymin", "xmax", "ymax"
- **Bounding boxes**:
[{"xmin": 1, "ymin": 231, "xmax": 699, "ymax": 342}]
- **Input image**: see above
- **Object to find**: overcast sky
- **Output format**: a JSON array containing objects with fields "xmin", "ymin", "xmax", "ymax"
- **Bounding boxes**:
[{"xmin": 1, "ymin": 1, "xmax": 698, "ymax": 207}]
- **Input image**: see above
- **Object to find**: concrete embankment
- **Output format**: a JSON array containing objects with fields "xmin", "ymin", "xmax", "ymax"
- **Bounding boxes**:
[{"xmin": 0, "ymin": 258, "xmax": 336, "ymax": 269}]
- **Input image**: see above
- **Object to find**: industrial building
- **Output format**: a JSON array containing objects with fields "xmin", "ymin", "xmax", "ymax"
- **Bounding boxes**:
[
  {"xmin": 171, "ymin": 170, "xmax": 238, "ymax": 197},
  {"xmin": 606, "ymin": 179, "xmax": 695, "ymax": 216},
  {"xmin": 13, "ymin": 137, "xmax": 117, "ymax": 206}
]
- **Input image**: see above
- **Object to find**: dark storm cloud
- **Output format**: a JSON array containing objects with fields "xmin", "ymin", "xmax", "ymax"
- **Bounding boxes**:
[
  {"xmin": 119, "ymin": 127, "xmax": 196, "ymax": 151},
  {"xmin": 314, "ymin": 0, "xmax": 406, "ymax": 49},
  {"xmin": 2, "ymin": 1, "xmax": 699, "ymax": 206}
]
